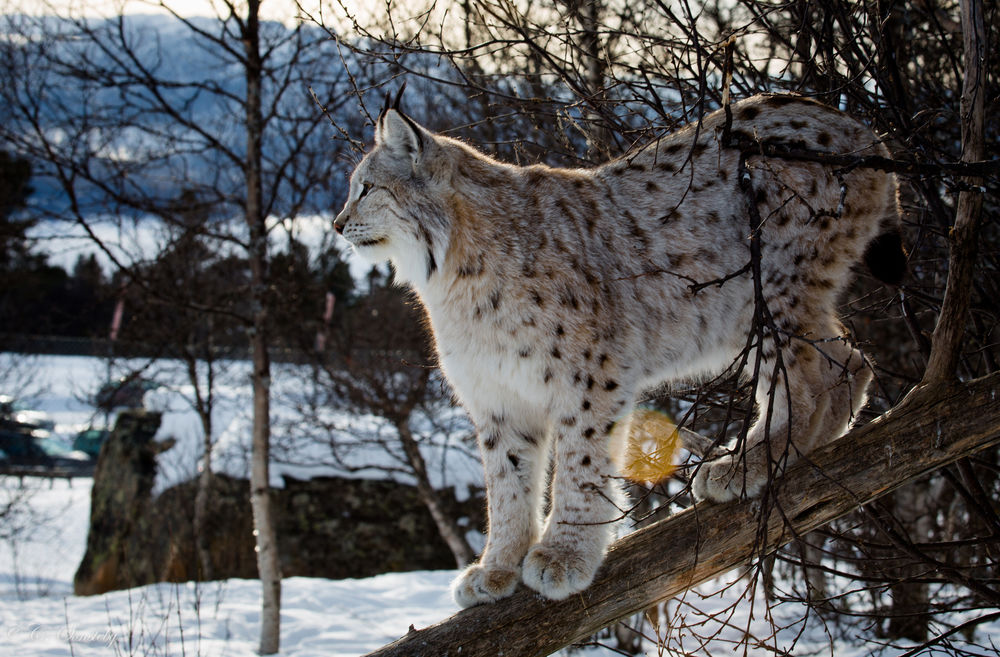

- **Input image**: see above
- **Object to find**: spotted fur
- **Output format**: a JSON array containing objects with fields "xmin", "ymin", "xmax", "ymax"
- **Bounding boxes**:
[{"xmin": 334, "ymin": 94, "xmax": 900, "ymax": 605}]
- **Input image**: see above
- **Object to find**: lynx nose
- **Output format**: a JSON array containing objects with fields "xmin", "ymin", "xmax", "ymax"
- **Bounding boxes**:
[{"xmin": 333, "ymin": 211, "xmax": 347, "ymax": 235}]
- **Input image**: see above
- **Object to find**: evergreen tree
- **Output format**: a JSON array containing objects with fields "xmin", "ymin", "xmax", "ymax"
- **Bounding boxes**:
[{"xmin": 0, "ymin": 150, "xmax": 33, "ymax": 272}]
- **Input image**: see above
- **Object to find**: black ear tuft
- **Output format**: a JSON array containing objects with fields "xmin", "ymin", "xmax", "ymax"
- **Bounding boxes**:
[
  {"xmin": 863, "ymin": 230, "xmax": 908, "ymax": 286},
  {"xmin": 392, "ymin": 80, "xmax": 408, "ymax": 111},
  {"xmin": 377, "ymin": 81, "xmax": 408, "ymax": 127},
  {"xmin": 377, "ymin": 87, "xmax": 392, "ymax": 125}
]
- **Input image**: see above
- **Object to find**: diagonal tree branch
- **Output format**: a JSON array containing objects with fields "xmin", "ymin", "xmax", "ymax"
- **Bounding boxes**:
[{"xmin": 363, "ymin": 371, "xmax": 1000, "ymax": 657}]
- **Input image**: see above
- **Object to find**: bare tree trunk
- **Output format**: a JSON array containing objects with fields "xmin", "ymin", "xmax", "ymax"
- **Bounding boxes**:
[
  {"xmin": 243, "ymin": 1, "xmax": 281, "ymax": 653},
  {"xmin": 396, "ymin": 418, "xmax": 475, "ymax": 567},
  {"xmin": 189, "ymin": 353, "xmax": 215, "ymax": 581},
  {"xmin": 923, "ymin": 0, "xmax": 987, "ymax": 383},
  {"xmin": 799, "ymin": 540, "xmax": 829, "ymax": 609},
  {"xmin": 572, "ymin": 0, "xmax": 613, "ymax": 158},
  {"xmin": 886, "ymin": 481, "xmax": 933, "ymax": 641},
  {"xmin": 193, "ymin": 442, "xmax": 214, "ymax": 580},
  {"xmin": 249, "ymin": 291, "xmax": 280, "ymax": 656}
]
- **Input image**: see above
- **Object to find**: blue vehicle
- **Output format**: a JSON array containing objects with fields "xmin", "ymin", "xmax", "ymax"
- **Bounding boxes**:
[
  {"xmin": 73, "ymin": 428, "xmax": 110, "ymax": 459},
  {"xmin": 0, "ymin": 429, "xmax": 94, "ymax": 476}
]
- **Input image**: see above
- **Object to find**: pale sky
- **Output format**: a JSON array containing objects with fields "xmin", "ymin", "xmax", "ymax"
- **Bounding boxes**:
[{"xmin": 6, "ymin": 0, "xmax": 339, "ymax": 24}]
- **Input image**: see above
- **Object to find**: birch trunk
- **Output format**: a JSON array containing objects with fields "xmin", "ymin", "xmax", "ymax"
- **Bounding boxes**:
[{"xmin": 243, "ymin": 1, "xmax": 282, "ymax": 652}]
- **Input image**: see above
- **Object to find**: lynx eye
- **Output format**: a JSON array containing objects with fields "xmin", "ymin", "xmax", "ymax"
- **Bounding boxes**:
[{"xmin": 358, "ymin": 181, "xmax": 373, "ymax": 200}]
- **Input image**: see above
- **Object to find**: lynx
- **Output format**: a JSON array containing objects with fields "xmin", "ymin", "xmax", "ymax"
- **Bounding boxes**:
[{"xmin": 334, "ymin": 92, "xmax": 902, "ymax": 606}]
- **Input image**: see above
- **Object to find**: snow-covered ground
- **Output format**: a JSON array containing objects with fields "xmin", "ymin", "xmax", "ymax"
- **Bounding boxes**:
[
  {"xmin": 1, "ymin": 354, "xmax": 997, "ymax": 656},
  {"xmin": 0, "ymin": 473, "xmax": 840, "ymax": 657},
  {"xmin": 2, "ymin": 529, "xmax": 463, "ymax": 657}
]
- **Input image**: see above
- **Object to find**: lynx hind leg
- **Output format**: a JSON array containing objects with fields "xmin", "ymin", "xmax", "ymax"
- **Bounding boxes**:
[
  {"xmin": 522, "ymin": 403, "xmax": 629, "ymax": 600},
  {"xmin": 811, "ymin": 332, "xmax": 873, "ymax": 443},
  {"xmin": 452, "ymin": 419, "xmax": 549, "ymax": 607},
  {"xmin": 693, "ymin": 324, "xmax": 869, "ymax": 503}
]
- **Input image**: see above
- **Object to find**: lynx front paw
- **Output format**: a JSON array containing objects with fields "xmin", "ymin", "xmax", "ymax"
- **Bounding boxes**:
[
  {"xmin": 691, "ymin": 454, "xmax": 766, "ymax": 503},
  {"xmin": 521, "ymin": 542, "xmax": 602, "ymax": 600},
  {"xmin": 452, "ymin": 562, "xmax": 520, "ymax": 607}
]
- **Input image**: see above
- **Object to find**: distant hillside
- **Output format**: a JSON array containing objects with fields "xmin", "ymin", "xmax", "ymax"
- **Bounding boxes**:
[{"xmin": 0, "ymin": 13, "xmax": 455, "ymax": 223}]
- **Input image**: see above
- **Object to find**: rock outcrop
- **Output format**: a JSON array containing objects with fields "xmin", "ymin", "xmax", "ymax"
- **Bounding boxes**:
[{"xmin": 75, "ymin": 410, "xmax": 482, "ymax": 595}]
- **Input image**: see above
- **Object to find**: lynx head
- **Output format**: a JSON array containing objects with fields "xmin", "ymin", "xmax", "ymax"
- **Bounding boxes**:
[{"xmin": 334, "ymin": 88, "xmax": 453, "ymax": 286}]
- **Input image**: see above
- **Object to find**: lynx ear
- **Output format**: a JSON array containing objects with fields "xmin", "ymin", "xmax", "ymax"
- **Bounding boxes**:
[{"xmin": 376, "ymin": 109, "xmax": 425, "ymax": 166}]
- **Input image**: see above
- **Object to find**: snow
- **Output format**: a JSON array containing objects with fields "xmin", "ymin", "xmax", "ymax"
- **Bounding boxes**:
[
  {"xmin": 0, "ymin": 478, "xmax": 91, "ymax": 601},
  {"xmin": 0, "ymin": 475, "xmax": 462, "ymax": 657},
  {"xmin": 0, "ymin": 353, "xmax": 482, "ymax": 498},
  {"xmin": 3, "ymin": 481, "xmax": 985, "ymax": 657},
  {"xmin": 6, "ymin": 354, "xmax": 110, "ymax": 433},
  {"xmin": 1, "ymin": 560, "xmax": 462, "ymax": 656},
  {"xmin": 0, "ymin": 476, "xmax": 842, "ymax": 657},
  {"xmin": 0, "ymin": 354, "xmax": 487, "ymax": 655},
  {"xmin": 1, "ymin": 354, "xmax": 998, "ymax": 656},
  {"xmin": 143, "ymin": 359, "xmax": 482, "ymax": 498}
]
